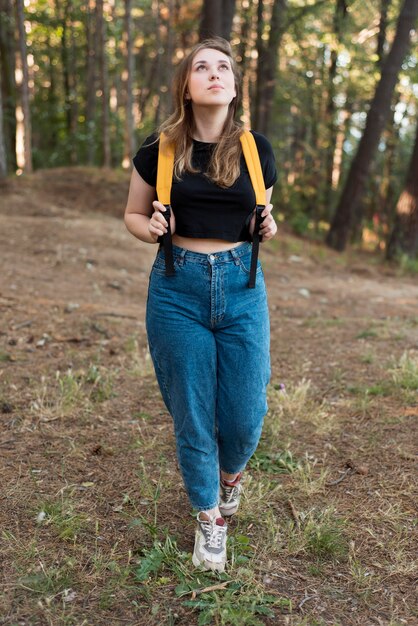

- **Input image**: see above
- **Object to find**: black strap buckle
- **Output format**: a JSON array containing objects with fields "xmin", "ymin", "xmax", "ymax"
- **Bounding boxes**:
[{"xmin": 248, "ymin": 205, "xmax": 265, "ymax": 288}]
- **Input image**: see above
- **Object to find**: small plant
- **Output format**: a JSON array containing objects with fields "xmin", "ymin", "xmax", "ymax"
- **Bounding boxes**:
[
  {"xmin": 249, "ymin": 449, "xmax": 299, "ymax": 474},
  {"xmin": 35, "ymin": 497, "xmax": 89, "ymax": 541},
  {"xmin": 57, "ymin": 368, "xmax": 84, "ymax": 408},
  {"xmin": 356, "ymin": 328, "xmax": 378, "ymax": 339},
  {"xmin": 304, "ymin": 509, "xmax": 348, "ymax": 561},
  {"xmin": 390, "ymin": 351, "xmax": 418, "ymax": 391},
  {"xmin": 85, "ymin": 364, "xmax": 116, "ymax": 402}
]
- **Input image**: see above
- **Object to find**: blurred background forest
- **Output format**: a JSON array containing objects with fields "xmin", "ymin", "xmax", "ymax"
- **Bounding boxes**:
[{"xmin": 0, "ymin": 0, "xmax": 417, "ymax": 259}]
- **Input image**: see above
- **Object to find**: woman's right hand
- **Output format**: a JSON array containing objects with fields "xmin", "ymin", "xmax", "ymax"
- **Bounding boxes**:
[{"xmin": 148, "ymin": 201, "xmax": 176, "ymax": 241}]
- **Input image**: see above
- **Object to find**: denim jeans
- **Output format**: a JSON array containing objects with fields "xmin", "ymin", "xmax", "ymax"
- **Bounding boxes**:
[{"xmin": 146, "ymin": 242, "xmax": 271, "ymax": 511}]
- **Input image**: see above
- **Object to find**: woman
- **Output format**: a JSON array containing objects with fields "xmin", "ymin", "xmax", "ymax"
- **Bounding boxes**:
[{"xmin": 124, "ymin": 37, "xmax": 277, "ymax": 572}]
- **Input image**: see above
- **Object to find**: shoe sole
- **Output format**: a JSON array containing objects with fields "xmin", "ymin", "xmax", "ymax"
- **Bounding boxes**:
[
  {"xmin": 192, "ymin": 551, "xmax": 226, "ymax": 572},
  {"xmin": 219, "ymin": 505, "xmax": 238, "ymax": 517}
]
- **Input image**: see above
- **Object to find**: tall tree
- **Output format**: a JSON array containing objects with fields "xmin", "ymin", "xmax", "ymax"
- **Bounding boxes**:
[
  {"xmin": 253, "ymin": 0, "xmax": 287, "ymax": 136},
  {"xmin": 386, "ymin": 119, "xmax": 418, "ymax": 259},
  {"xmin": 199, "ymin": 0, "xmax": 236, "ymax": 41},
  {"xmin": 96, "ymin": 0, "xmax": 111, "ymax": 167},
  {"xmin": 326, "ymin": 0, "xmax": 418, "ymax": 251},
  {"xmin": 0, "ymin": 0, "xmax": 17, "ymax": 172},
  {"xmin": 323, "ymin": 0, "xmax": 348, "ymax": 214},
  {"xmin": 123, "ymin": 0, "xmax": 134, "ymax": 164},
  {"xmin": 0, "ymin": 72, "xmax": 7, "ymax": 178},
  {"xmin": 15, "ymin": 0, "xmax": 32, "ymax": 172},
  {"xmin": 85, "ymin": 0, "xmax": 97, "ymax": 165},
  {"xmin": 377, "ymin": 0, "xmax": 391, "ymax": 69}
]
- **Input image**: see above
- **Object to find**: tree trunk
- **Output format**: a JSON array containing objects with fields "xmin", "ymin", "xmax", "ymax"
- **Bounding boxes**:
[
  {"xmin": 386, "ymin": 119, "xmax": 418, "ymax": 259},
  {"xmin": 326, "ymin": 0, "xmax": 418, "ymax": 251},
  {"xmin": 0, "ymin": 0, "xmax": 17, "ymax": 172},
  {"xmin": 123, "ymin": 0, "xmax": 134, "ymax": 165},
  {"xmin": 323, "ymin": 0, "xmax": 348, "ymax": 214},
  {"xmin": 253, "ymin": 0, "xmax": 287, "ymax": 136},
  {"xmin": 85, "ymin": 0, "xmax": 97, "ymax": 165},
  {"xmin": 15, "ymin": 0, "xmax": 32, "ymax": 172},
  {"xmin": 199, "ymin": 0, "xmax": 236, "ymax": 40},
  {"xmin": 377, "ymin": 0, "xmax": 391, "ymax": 69},
  {"xmin": 96, "ymin": 0, "xmax": 111, "ymax": 167},
  {"xmin": 0, "ymin": 72, "xmax": 7, "ymax": 178}
]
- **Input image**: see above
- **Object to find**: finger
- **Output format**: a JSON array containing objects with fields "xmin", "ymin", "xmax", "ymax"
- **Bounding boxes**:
[
  {"xmin": 149, "ymin": 222, "xmax": 167, "ymax": 236},
  {"xmin": 153, "ymin": 212, "xmax": 168, "ymax": 227},
  {"xmin": 152, "ymin": 200, "xmax": 167, "ymax": 212},
  {"xmin": 261, "ymin": 204, "xmax": 273, "ymax": 218}
]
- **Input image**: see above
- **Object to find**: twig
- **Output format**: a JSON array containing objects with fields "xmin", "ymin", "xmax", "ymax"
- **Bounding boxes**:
[
  {"xmin": 0, "ymin": 439, "xmax": 15, "ymax": 447},
  {"xmin": 298, "ymin": 593, "xmax": 318, "ymax": 610},
  {"xmin": 189, "ymin": 580, "xmax": 231, "ymax": 598},
  {"xmin": 326, "ymin": 467, "xmax": 353, "ymax": 486},
  {"xmin": 287, "ymin": 499, "xmax": 301, "ymax": 528},
  {"xmin": 12, "ymin": 319, "xmax": 34, "ymax": 330}
]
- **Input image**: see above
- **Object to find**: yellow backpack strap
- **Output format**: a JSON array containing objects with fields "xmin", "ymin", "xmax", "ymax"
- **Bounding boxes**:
[
  {"xmin": 240, "ymin": 130, "xmax": 266, "ymax": 207},
  {"xmin": 156, "ymin": 132, "xmax": 175, "ymax": 276},
  {"xmin": 240, "ymin": 130, "xmax": 266, "ymax": 288}
]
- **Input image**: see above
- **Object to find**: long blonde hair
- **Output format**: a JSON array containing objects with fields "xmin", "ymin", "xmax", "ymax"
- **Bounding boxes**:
[{"xmin": 158, "ymin": 37, "xmax": 243, "ymax": 188}]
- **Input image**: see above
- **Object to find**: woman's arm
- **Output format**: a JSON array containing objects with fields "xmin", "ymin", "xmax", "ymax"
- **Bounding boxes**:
[{"xmin": 124, "ymin": 169, "xmax": 174, "ymax": 244}]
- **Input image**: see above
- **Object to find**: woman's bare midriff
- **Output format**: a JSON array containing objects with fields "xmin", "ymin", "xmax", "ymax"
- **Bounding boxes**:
[{"xmin": 172, "ymin": 234, "xmax": 245, "ymax": 254}]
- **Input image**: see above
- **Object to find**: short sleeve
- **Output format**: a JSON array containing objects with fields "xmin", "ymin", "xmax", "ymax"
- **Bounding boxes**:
[
  {"xmin": 132, "ymin": 132, "xmax": 159, "ymax": 187},
  {"xmin": 250, "ymin": 131, "xmax": 278, "ymax": 189}
]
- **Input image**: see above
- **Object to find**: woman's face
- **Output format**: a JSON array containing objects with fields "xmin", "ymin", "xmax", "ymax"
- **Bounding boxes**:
[{"xmin": 186, "ymin": 47, "xmax": 236, "ymax": 108}]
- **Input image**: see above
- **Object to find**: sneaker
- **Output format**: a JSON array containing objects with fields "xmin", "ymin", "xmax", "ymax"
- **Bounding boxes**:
[
  {"xmin": 219, "ymin": 472, "xmax": 243, "ymax": 517},
  {"xmin": 192, "ymin": 512, "xmax": 227, "ymax": 572}
]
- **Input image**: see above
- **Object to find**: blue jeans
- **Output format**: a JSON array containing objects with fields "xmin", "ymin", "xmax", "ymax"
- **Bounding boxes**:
[{"xmin": 146, "ymin": 242, "xmax": 271, "ymax": 511}]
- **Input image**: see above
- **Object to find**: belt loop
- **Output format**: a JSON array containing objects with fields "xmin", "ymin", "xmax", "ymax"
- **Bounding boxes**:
[
  {"xmin": 229, "ymin": 247, "xmax": 240, "ymax": 266},
  {"xmin": 178, "ymin": 248, "xmax": 187, "ymax": 266}
]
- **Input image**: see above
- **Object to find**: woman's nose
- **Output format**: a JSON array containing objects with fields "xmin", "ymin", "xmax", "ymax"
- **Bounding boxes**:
[{"xmin": 209, "ymin": 68, "xmax": 219, "ymax": 79}]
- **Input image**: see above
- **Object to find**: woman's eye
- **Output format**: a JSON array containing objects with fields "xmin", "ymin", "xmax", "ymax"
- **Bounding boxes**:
[{"xmin": 220, "ymin": 64, "xmax": 229, "ymax": 70}]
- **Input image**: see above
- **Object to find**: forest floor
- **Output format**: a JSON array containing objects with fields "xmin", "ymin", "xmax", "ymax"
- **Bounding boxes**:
[{"xmin": 0, "ymin": 168, "xmax": 417, "ymax": 626}]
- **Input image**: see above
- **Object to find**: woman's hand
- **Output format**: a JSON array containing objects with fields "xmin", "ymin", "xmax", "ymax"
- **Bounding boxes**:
[
  {"xmin": 249, "ymin": 203, "xmax": 277, "ymax": 241},
  {"xmin": 148, "ymin": 201, "xmax": 176, "ymax": 241}
]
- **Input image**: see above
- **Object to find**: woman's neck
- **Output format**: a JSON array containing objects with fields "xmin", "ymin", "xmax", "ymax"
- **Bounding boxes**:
[{"xmin": 191, "ymin": 106, "xmax": 229, "ymax": 143}]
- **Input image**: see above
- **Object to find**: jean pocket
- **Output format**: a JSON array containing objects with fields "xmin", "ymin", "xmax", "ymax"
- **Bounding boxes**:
[
  {"xmin": 237, "ymin": 254, "xmax": 263, "ymax": 276},
  {"xmin": 151, "ymin": 254, "xmax": 182, "ymax": 276}
]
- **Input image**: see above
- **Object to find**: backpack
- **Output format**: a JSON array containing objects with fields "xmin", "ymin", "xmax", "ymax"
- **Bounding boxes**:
[{"xmin": 156, "ymin": 130, "xmax": 266, "ymax": 288}]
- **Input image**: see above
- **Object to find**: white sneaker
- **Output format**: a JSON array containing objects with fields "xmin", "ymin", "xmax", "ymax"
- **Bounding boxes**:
[
  {"xmin": 192, "ymin": 512, "xmax": 227, "ymax": 572},
  {"xmin": 219, "ymin": 472, "xmax": 243, "ymax": 517}
]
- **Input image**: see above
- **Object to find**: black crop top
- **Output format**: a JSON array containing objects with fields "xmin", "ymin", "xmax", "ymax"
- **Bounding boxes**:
[{"xmin": 132, "ymin": 130, "xmax": 277, "ymax": 242}]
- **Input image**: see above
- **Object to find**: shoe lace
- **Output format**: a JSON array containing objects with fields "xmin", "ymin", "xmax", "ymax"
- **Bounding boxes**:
[
  {"xmin": 201, "ymin": 519, "xmax": 226, "ymax": 549},
  {"xmin": 222, "ymin": 483, "xmax": 240, "ymax": 503}
]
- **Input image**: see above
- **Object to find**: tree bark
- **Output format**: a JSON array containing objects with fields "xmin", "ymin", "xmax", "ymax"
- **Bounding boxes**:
[
  {"xmin": 377, "ymin": 0, "xmax": 391, "ymax": 69},
  {"xmin": 15, "ymin": 0, "xmax": 32, "ymax": 172},
  {"xmin": 85, "ymin": 0, "xmax": 97, "ymax": 165},
  {"xmin": 96, "ymin": 0, "xmax": 111, "ymax": 167},
  {"xmin": 0, "ymin": 72, "xmax": 7, "ymax": 178},
  {"xmin": 0, "ymin": 0, "xmax": 17, "ymax": 172},
  {"xmin": 199, "ymin": 0, "xmax": 236, "ymax": 40},
  {"xmin": 326, "ymin": 0, "xmax": 418, "ymax": 251},
  {"xmin": 123, "ymin": 0, "xmax": 134, "ymax": 164},
  {"xmin": 386, "ymin": 119, "xmax": 418, "ymax": 259},
  {"xmin": 323, "ymin": 0, "xmax": 348, "ymax": 214},
  {"xmin": 253, "ymin": 0, "xmax": 287, "ymax": 136}
]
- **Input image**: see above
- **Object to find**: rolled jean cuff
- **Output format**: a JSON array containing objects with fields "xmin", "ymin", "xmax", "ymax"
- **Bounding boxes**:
[{"xmin": 190, "ymin": 500, "xmax": 220, "ymax": 512}]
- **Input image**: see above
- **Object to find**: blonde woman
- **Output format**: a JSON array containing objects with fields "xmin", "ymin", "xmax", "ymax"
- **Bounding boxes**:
[{"xmin": 124, "ymin": 37, "xmax": 277, "ymax": 572}]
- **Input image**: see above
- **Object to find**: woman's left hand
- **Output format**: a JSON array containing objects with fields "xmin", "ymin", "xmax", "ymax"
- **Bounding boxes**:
[{"xmin": 249, "ymin": 203, "xmax": 277, "ymax": 241}]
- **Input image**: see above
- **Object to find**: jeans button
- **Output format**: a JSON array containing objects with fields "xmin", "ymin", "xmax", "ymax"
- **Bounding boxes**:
[{"xmin": 209, "ymin": 254, "xmax": 215, "ymax": 261}]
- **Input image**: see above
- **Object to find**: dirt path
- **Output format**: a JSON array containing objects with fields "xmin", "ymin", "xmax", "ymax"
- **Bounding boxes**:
[{"xmin": 1, "ymin": 169, "xmax": 417, "ymax": 626}]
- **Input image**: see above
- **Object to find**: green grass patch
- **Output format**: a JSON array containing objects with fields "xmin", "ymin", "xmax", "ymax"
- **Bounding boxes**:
[{"xmin": 248, "ymin": 449, "xmax": 299, "ymax": 474}]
